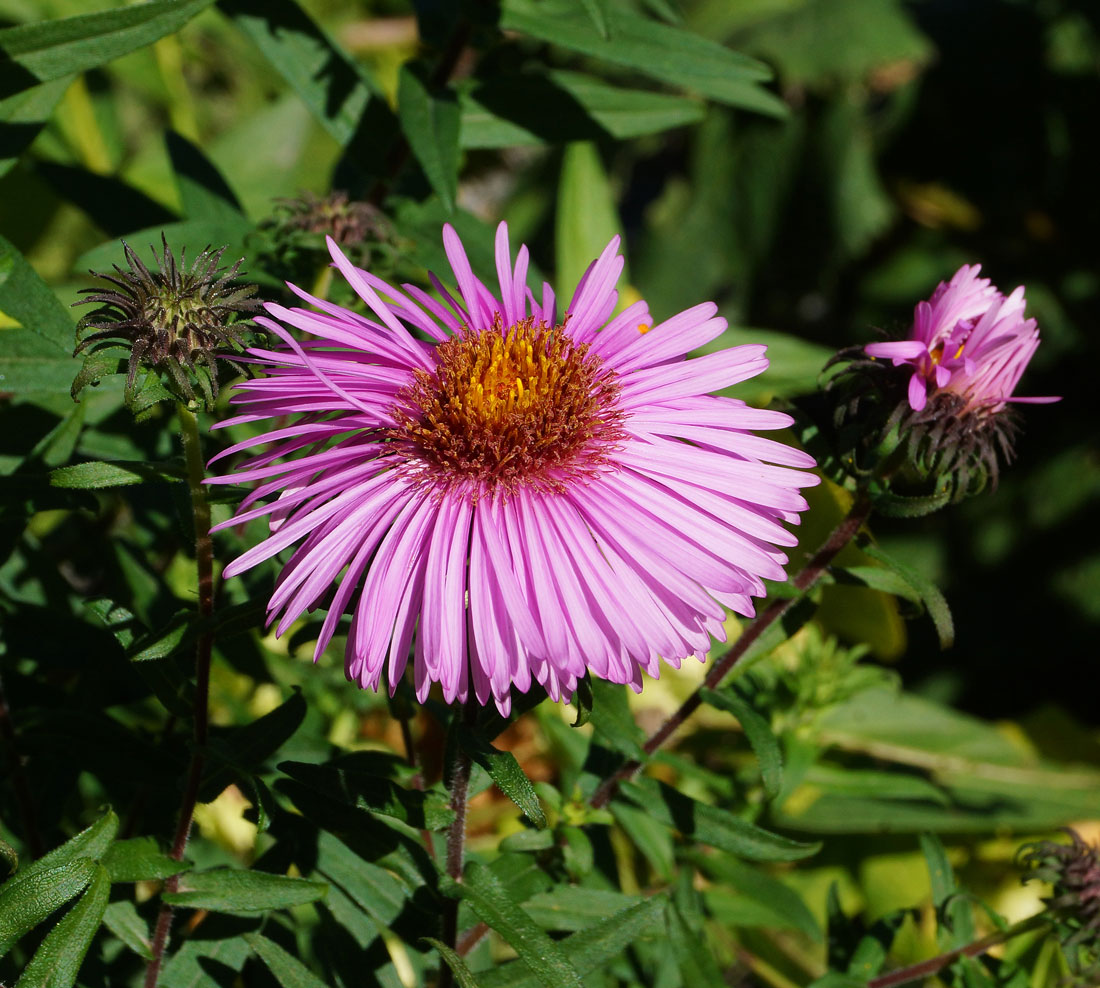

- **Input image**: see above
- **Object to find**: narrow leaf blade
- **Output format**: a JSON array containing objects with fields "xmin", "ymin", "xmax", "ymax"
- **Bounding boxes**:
[
  {"xmin": 16, "ymin": 865, "xmax": 110, "ymax": 988},
  {"xmin": 0, "ymin": 0, "xmax": 215, "ymax": 97},
  {"xmin": 397, "ymin": 62, "xmax": 460, "ymax": 212},
  {"xmin": 448, "ymin": 861, "xmax": 583, "ymax": 988}
]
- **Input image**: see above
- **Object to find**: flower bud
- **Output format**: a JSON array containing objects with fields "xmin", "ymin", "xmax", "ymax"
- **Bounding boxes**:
[
  {"xmin": 1020, "ymin": 829, "xmax": 1100, "ymax": 980},
  {"xmin": 73, "ymin": 236, "xmax": 261, "ymax": 410},
  {"xmin": 808, "ymin": 265, "xmax": 1058, "ymax": 506}
]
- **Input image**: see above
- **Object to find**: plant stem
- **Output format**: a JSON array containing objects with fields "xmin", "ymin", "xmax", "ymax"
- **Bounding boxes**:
[
  {"xmin": 866, "ymin": 914, "xmax": 1050, "ymax": 988},
  {"xmin": 439, "ymin": 705, "xmax": 475, "ymax": 988},
  {"xmin": 589, "ymin": 490, "xmax": 872, "ymax": 809},
  {"xmin": 144, "ymin": 404, "xmax": 216, "ymax": 988}
]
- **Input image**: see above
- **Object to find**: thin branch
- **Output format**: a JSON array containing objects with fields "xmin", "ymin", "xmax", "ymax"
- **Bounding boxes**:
[
  {"xmin": 867, "ymin": 914, "xmax": 1050, "ymax": 988},
  {"xmin": 144, "ymin": 404, "xmax": 216, "ymax": 988}
]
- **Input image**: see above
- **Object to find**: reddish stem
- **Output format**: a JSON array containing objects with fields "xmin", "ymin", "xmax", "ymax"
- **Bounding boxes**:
[{"xmin": 144, "ymin": 405, "xmax": 215, "ymax": 988}]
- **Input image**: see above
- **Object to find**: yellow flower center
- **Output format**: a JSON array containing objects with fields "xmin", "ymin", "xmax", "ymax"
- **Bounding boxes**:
[{"xmin": 390, "ymin": 317, "xmax": 624, "ymax": 492}]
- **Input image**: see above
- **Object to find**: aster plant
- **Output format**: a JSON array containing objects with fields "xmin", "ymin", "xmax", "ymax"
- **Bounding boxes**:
[{"xmin": 211, "ymin": 222, "xmax": 820, "ymax": 714}]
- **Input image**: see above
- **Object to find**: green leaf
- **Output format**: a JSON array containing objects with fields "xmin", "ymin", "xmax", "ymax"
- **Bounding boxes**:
[
  {"xmin": 0, "ymin": 858, "xmax": 96, "ymax": 958},
  {"xmin": 667, "ymin": 902, "xmax": 727, "ymax": 987},
  {"xmin": 610, "ymin": 802, "xmax": 675, "ymax": 880},
  {"xmin": 15, "ymin": 810, "xmax": 119, "ymax": 885},
  {"xmin": 279, "ymin": 753, "xmax": 453, "ymax": 832},
  {"xmin": 699, "ymin": 687, "xmax": 783, "ymax": 799},
  {"xmin": 0, "ymin": 76, "xmax": 70, "ymax": 178},
  {"xmin": 555, "ymin": 141, "xmax": 623, "ymax": 302},
  {"xmin": 460, "ymin": 71, "xmax": 703, "ymax": 149},
  {"xmin": 102, "ymin": 899, "xmax": 153, "ymax": 960},
  {"xmin": 578, "ymin": 0, "xmax": 610, "ymax": 39},
  {"xmin": 423, "ymin": 938, "xmax": 485, "ymax": 988},
  {"xmin": 313, "ymin": 831, "xmax": 408, "ymax": 928},
  {"xmin": 0, "ymin": 0, "xmax": 216, "ymax": 98},
  {"xmin": 620, "ymin": 779, "xmax": 820, "ymax": 861},
  {"xmin": 221, "ymin": 0, "xmax": 374, "ymax": 148},
  {"xmin": 446, "ymin": 860, "xmax": 583, "ymax": 988},
  {"xmin": 861, "ymin": 541, "xmax": 954, "ymax": 648},
  {"xmin": 49, "ymin": 459, "xmax": 184, "ymax": 489},
  {"xmin": 0, "ymin": 328, "xmax": 81, "ymax": 394},
  {"xmin": 160, "ymin": 933, "xmax": 252, "ymax": 988},
  {"xmin": 165, "ymin": 130, "xmax": 248, "ymax": 224},
  {"xmin": 458, "ymin": 725, "xmax": 546, "ymax": 829},
  {"xmin": 243, "ymin": 932, "xmax": 329, "ymax": 988},
  {"xmin": 0, "ymin": 233, "xmax": 75, "ymax": 354},
  {"xmin": 127, "ymin": 610, "xmax": 191, "ymax": 663},
  {"xmin": 692, "ymin": 852, "xmax": 821, "ymax": 941},
  {"xmin": 921, "ymin": 834, "xmax": 974, "ymax": 949},
  {"xmin": 586, "ymin": 679, "xmax": 645, "ymax": 758},
  {"xmin": 101, "ymin": 838, "xmax": 188, "ymax": 883},
  {"xmin": 162, "ymin": 868, "xmax": 327, "ymax": 913},
  {"xmin": 478, "ymin": 895, "xmax": 666, "ymax": 988},
  {"xmin": 397, "ymin": 61, "xmax": 460, "ymax": 213},
  {"xmin": 500, "ymin": 0, "xmax": 785, "ymax": 117},
  {"xmin": 521, "ymin": 888, "xmax": 648, "ymax": 931},
  {"xmin": 16, "ymin": 864, "xmax": 109, "ymax": 988}
]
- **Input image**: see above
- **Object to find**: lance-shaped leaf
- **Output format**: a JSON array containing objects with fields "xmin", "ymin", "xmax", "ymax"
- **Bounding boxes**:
[
  {"xmin": 244, "ymin": 932, "xmax": 330, "ymax": 988},
  {"xmin": 221, "ymin": 0, "xmax": 374, "ymax": 148},
  {"xmin": 0, "ymin": 0, "xmax": 215, "ymax": 99},
  {"xmin": 699, "ymin": 686, "xmax": 783, "ymax": 799},
  {"xmin": 443, "ymin": 861, "xmax": 583, "ymax": 988},
  {"xmin": 424, "ymin": 938, "xmax": 485, "ymax": 988},
  {"xmin": 163, "ymin": 868, "xmax": 327, "ymax": 913},
  {"xmin": 0, "ymin": 76, "xmax": 70, "ymax": 178},
  {"xmin": 0, "ymin": 858, "xmax": 96, "ymax": 958},
  {"xmin": 457, "ymin": 725, "xmax": 546, "ymax": 828},
  {"xmin": 16, "ymin": 865, "xmax": 110, "ymax": 988},
  {"xmin": 860, "ymin": 540, "xmax": 954, "ymax": 648},
  {"xmin": 397, "ymin": 61, "xmax": 461, "ymax": 213},
  {"xmin": 478, "ymin": 896, "xmax": 666, "ymax": 988},
  {"xmin": 49, "ymin": 459, "xmax": 185, "ymax": 489},
  {"xmin": 619, "ymin": 779, "xmax": 820, "ymax": 861},
  {"xmin": 500, "ymin": 0, "xmax": 785, "ymax": 117}
]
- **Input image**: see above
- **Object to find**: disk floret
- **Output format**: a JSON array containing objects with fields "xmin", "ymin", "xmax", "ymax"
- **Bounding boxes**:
[{"xmin": 390, "ymin": 316, "xmax": 625, "ymax": 493}]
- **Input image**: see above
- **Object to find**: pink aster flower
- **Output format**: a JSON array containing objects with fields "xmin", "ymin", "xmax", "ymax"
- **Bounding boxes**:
[
  {"xmin": 864, "ymin": 264, "xmax": 1058, "ymax": 413},
  {"xmin": 209, "ymin": 223, "xmax": 819, "ymax": 714}
]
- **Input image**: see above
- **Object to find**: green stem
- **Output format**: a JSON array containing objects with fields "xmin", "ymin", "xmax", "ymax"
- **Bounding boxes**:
[
  {"xmin": 439, "ymin": 706, "xmax": 475, "ymax": 988},
  {"xmin": 144, "ymin": 404, "xmax": 216, "ymax": 988},
  {"xmin": 866, "ymin": 914, "xmax": 1051, "ymax": 988},
  {"xmin": 589, "ymin": 490, "xmax": 873, "ymax": 809}
]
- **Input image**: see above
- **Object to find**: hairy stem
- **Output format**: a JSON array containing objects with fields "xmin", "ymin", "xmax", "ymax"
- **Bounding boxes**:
[
  {"xmin": 439, "ymin": 706, "xmax": 475, "ymax": 988},
  {"xmin": 589, "ymin": 491, "xmax": 873, "ymax": 809},
  {"xmin": 866, "ymin": 914, "xmax": 1050, "ymax": 988},
  {"xmin": 144, "ymin": 404, "xmax": 216, "ymax": 988}
]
